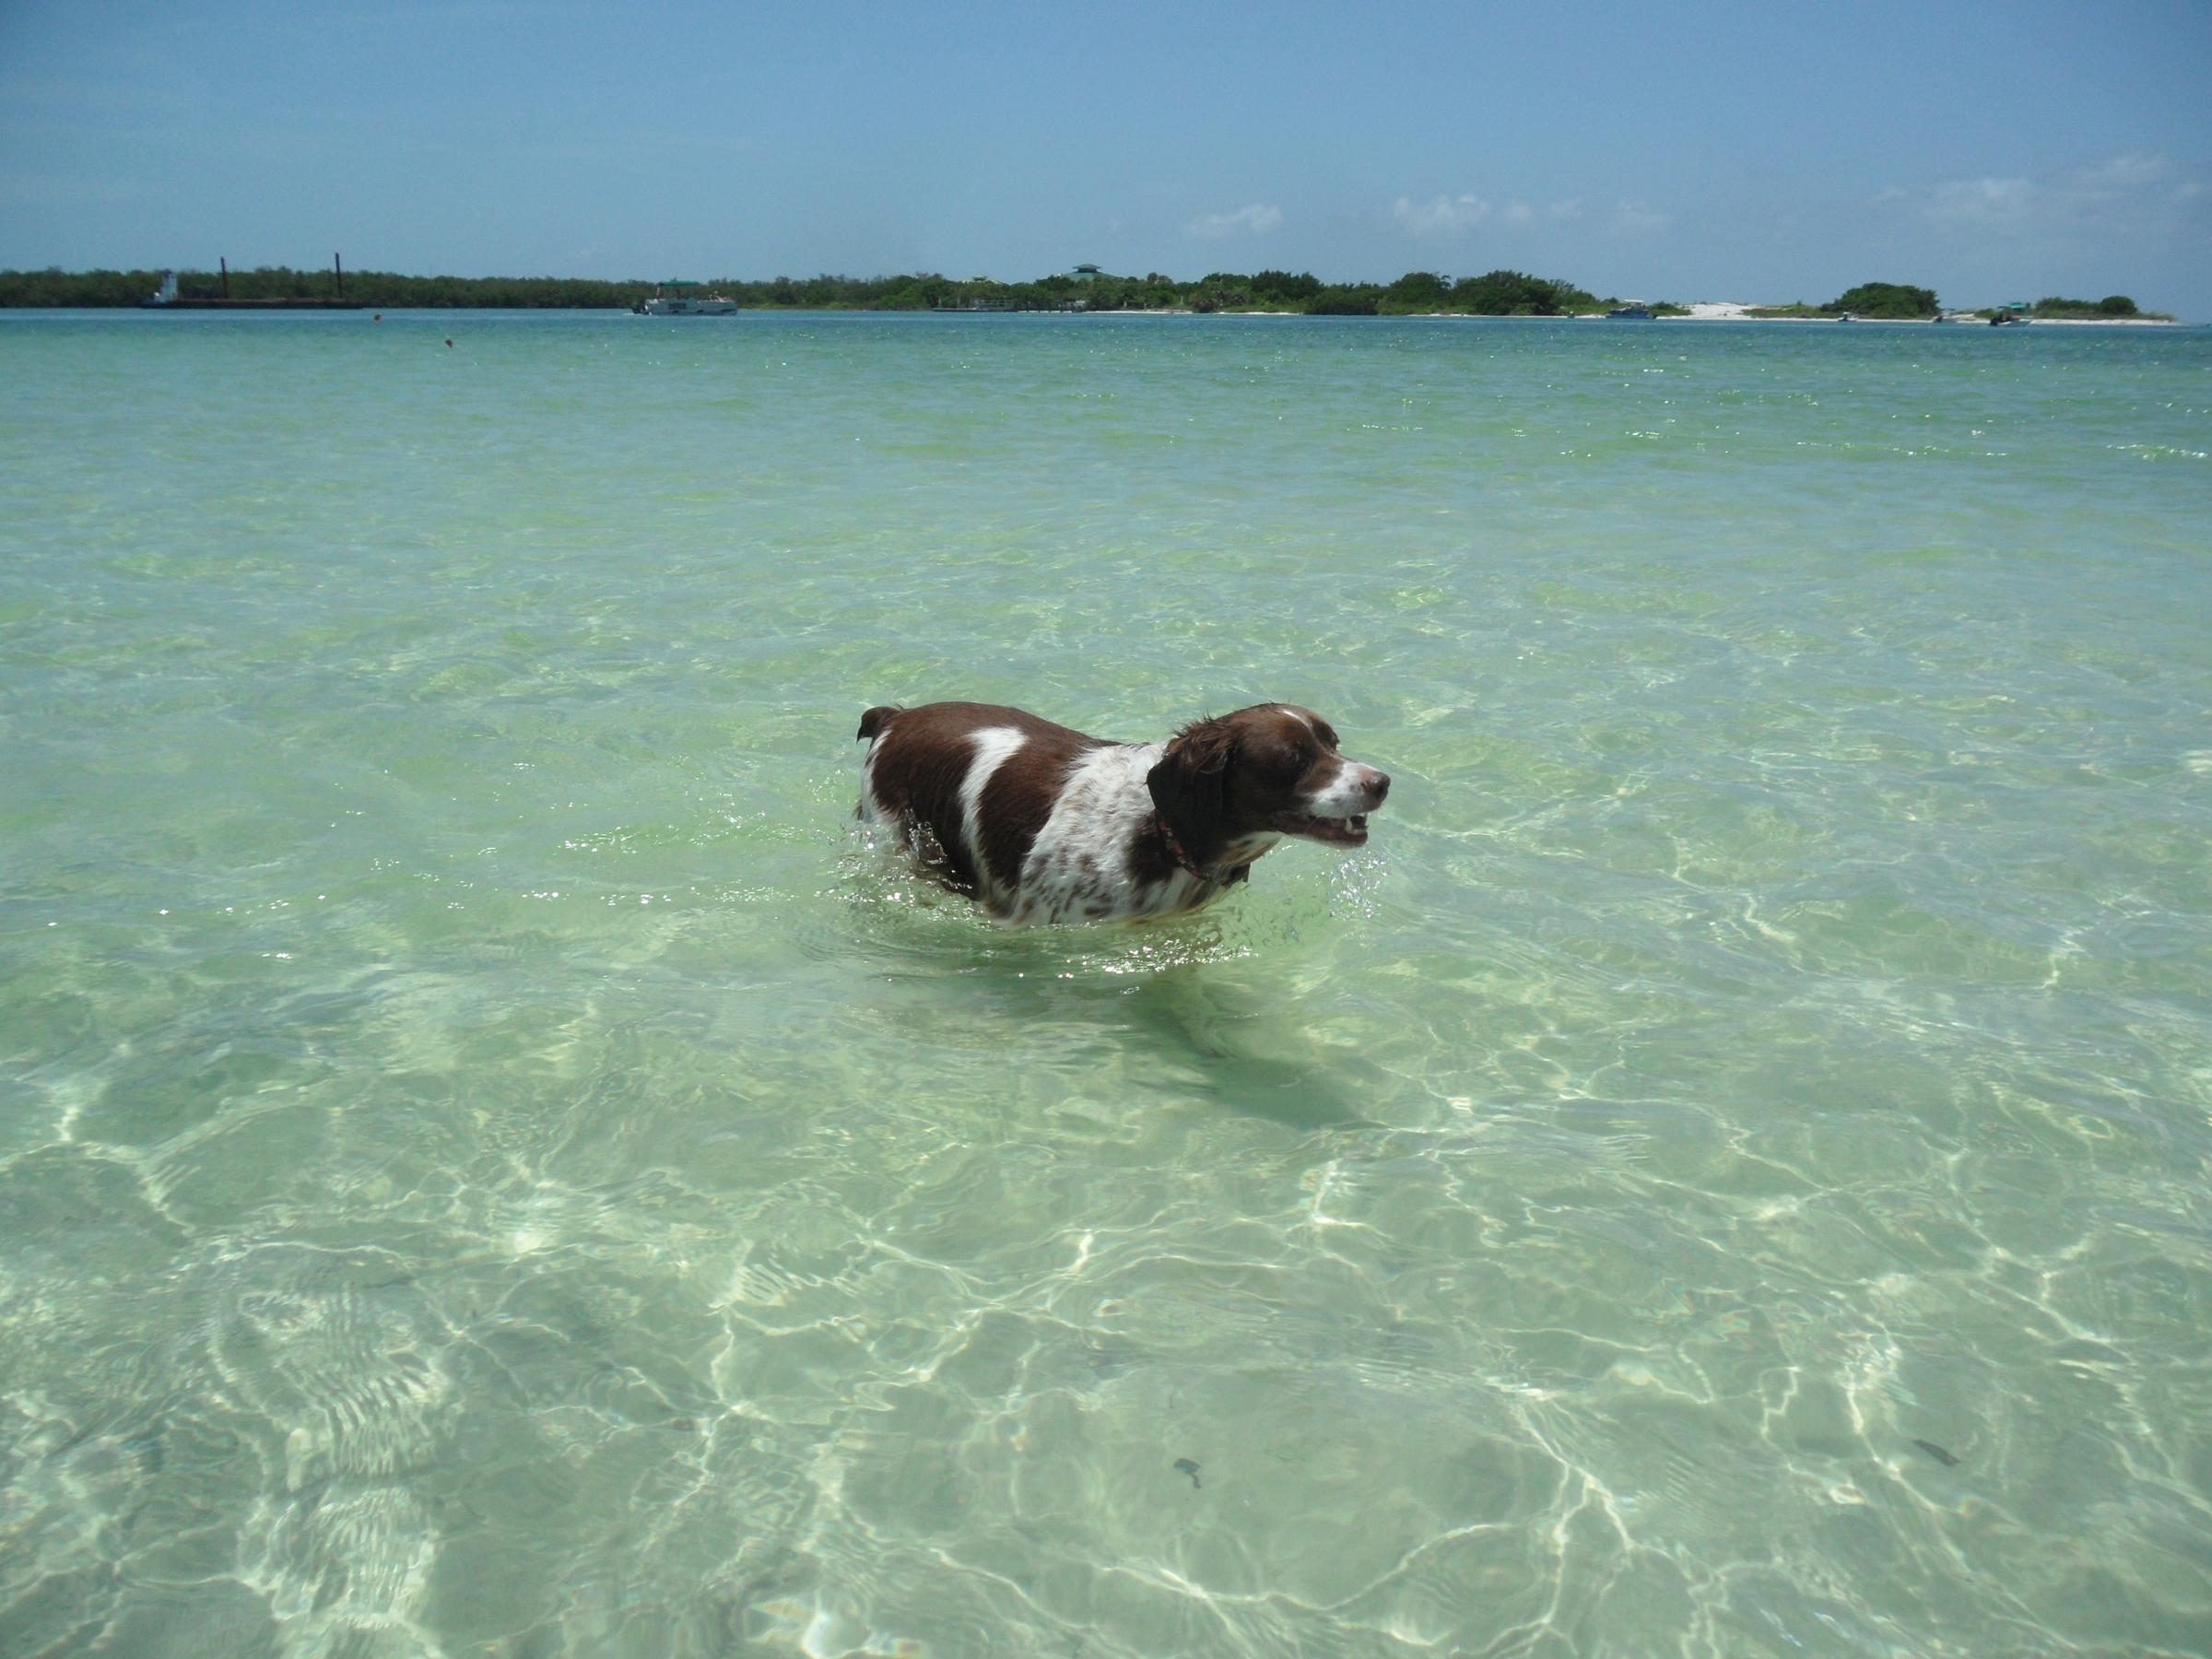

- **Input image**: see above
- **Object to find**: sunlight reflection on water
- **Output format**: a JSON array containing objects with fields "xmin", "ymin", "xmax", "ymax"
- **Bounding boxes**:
[{"xmin": 1, "ymin": 312, "xmax": 2208, "ymax": 1655}]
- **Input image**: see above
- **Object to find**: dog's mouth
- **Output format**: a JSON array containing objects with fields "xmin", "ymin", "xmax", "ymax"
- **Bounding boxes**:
[{"xmin": 1277, "ymin": 811, "xmax": 1371, "ymax": 847}]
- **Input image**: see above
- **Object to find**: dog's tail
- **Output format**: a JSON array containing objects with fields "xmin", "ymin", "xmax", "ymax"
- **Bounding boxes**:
[{"xmin": 856, "ymin": 704, "xmax": 902, "ymax": 743}]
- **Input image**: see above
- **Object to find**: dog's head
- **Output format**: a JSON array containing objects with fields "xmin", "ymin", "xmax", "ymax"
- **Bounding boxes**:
[{"xmin": 1146, "ymin": 703, "xmax": 1390, "ymax": 865}]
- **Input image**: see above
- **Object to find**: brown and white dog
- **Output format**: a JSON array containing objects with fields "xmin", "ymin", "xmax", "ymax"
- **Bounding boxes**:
[{"xmin": 855, "ymin": 700, "xmax": 1390, "ymax": 924}]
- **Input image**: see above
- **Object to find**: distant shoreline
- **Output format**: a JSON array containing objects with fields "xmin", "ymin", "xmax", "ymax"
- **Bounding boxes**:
[
  {"xmin": 1, "ymin": 266, "xmax": 2183, "ymax": 324},
  {"xmin": 1, "ymin": 304, "xmax": 2190, "ymax": 328},
  {"xmin": 3, "ymin": 305, "xmax": 2187, "ymax": 326},
  {"xmin": 1613, "ymin": 300, "xmax": 2179, "ymax": 326}
]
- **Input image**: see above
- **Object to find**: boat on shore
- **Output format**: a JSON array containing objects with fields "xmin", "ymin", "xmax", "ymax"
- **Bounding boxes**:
[
  {"xmin": 1606, "ymin": 303, "xmax": 1652, "ymax": 320},
  {"xmin": 631, "ymin": 282, "xmax": 737, "ymax": 316}
]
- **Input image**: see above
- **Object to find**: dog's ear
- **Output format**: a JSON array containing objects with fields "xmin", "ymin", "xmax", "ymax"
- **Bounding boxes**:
[{"xmin": 1147, "ymin": 717, "xmax": 1237, "ymax": 856}]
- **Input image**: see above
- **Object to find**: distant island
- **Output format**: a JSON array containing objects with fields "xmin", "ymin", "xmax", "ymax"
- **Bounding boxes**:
[{"xmin": 0, "ymin": 265, "xmax": 2177, "ymax": 323}]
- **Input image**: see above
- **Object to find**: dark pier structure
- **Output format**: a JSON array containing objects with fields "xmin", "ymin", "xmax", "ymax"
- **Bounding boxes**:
[{"xmin": 144, "ymin": 254, "xmax": 365, "ymax": 310}]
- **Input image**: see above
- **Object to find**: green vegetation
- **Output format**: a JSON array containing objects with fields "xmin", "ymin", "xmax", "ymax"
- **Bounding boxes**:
[
  {"xmin": 1826, "ymin": 282, "xmax": 1939, "ymax": 319},
  {"xmin": 0, "ymin": 265, "xmax": 2171, "ymax": 321},
  {"xmin": 0, "ymin": 263, "xmax": 1602, "ymax": 317},
  {"xmin": 1749, "ymin": 285, "xmax": 1936, "ymax": 319},
  {"xmin": 0, "ymin": 266, "xmax": 184, "ymax": 307},
  {"xmin": 1182, "ymin": 269, "xmax": 1327, "ymax": 312},
  {"xmin": 1446, "ymin": 270, "xmax": 1601, "ymax": 315},
  {"xmin": 1306, "ymin": 286, "xmax": 1380, "ymax": 316},
  {"xmin": 1380, "ymin": 270, "xmax": 1453, "ymax": 313},
  {"xmin": 1091, "ymin": 265, "xmax": 1603, "ymax": 317},
  {"xmin": 2028, "ymin": 294, "xmax": 2170, "ymax": 320},
  {"xmin": 0, "ymin": 265, "xmax": 638, "ymax": 308}
]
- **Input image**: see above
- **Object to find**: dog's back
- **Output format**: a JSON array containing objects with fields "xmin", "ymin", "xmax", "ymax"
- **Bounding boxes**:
[{"xmin": 856, "ymin": 701, "xmax": 1107, "ymax": 907}]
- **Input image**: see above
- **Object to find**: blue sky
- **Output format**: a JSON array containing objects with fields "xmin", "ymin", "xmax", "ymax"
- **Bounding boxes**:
[{"xmin": 4, "ymin": 0, "xmax": 2208, "ymax": 314}]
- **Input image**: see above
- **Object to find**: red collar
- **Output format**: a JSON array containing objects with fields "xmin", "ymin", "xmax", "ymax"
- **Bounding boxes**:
[{"xmin": 1156, "ymin": 816, "xmax": 1248, "ymax": 886}]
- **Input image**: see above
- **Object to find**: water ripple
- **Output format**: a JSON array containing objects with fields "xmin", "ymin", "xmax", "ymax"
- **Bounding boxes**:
[{"xmin": 2, "ymin": 312, "xmax": 2208, "ymax": 1654}]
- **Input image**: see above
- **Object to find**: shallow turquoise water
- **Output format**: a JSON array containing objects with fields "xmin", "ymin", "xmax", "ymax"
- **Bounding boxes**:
[{"xmin": 3, "ymin": 310, "xmax": 2209, "ymax": 1655}]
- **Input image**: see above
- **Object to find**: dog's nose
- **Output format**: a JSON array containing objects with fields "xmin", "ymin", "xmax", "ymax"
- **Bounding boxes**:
[{"xmin": 1367, "ymin": 769, "xmax": 1391, "ymax": 804}]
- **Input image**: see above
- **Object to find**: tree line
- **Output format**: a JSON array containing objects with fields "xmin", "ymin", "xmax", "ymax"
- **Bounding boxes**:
[
  {"xmin": 0, "ymin": 264, "xmax": 1606, "ymax": 314},
  {"xmin": 2027, "ymin": 295, "xmax": 2145, "ymax": 318},
  {"xmin": 0, "ymin": 265, "xmax": 2162, "ymax": 319},
  {"xmin": 1746, "ymin": 283, "xmax": 2161, "ymax": 321}
]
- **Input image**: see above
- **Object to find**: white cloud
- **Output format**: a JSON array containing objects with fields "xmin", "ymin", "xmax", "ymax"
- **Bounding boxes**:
[
  {"xmin": 1186, "ymin": 203, "xmax": 1282, "ymax": 239},
  {"xmin": 1909, "ymin": 153, "xmax": 2203, "ymax": 236},
  {"xmin": 2073, "ymin": 152, "xmax": 2168, "ymax": 194},
  {"xmin": 1608, "ymin": 199, "xmax": 1673, "ymax": 236},
  {"xmin": 1928, "ymin": 175, "xmax": 2037, "ymax": 229},
  {"xmin": 1394, "ymin": 194, "xmax": 1490, "ymax": 236},
  {"xmin": 1393, "ymin": 191, "xmax": 1584, "ymax": 238}
]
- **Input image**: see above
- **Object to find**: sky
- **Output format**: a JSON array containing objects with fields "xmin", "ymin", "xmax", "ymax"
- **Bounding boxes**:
[{"xmin": 3, "ymin": 0, "xmax": 2208, "ymax": 315}]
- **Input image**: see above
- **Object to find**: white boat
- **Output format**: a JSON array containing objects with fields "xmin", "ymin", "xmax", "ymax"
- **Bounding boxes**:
[{"xmin": 631, "ymin": 283, "xmax": 736, "ymax": 316}]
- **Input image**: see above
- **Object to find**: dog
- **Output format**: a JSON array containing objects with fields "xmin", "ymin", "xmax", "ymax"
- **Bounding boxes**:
[{"xmin": 854, "ymin": 700, "xmax": 1389, "ymax": 924}]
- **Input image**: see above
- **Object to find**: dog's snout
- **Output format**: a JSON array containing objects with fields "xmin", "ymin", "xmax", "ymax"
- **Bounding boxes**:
[{"xmin": 1367, "ymin": 769, "xmax": 1391, "ymax": 804}]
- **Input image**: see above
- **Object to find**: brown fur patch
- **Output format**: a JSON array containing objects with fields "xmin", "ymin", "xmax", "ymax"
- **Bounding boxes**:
[
  {"xmin": 864, "ymin": 702, "xmax": 1099, "ymax": 900},
  {"xmin": 1148, "ymin": 703, "xmax": 1339, "ymax": 871},
  {"xmin": 977, "ymin": 743, "xmax": 1078, "ymax": 896}
]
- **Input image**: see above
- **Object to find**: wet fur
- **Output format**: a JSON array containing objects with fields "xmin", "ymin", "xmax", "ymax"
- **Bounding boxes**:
[{"xmin": 855, "ymin": 700, "xmax": 1388, "ymax": 925}]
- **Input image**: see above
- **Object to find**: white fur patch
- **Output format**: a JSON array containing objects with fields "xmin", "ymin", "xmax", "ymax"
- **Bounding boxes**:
[
  {"xmin": 1302, "ymin": 757, "xmax": 1380, "ymax": 818},
  {"xmin": 1011, "ymin": 743, "xmax": 1177, "ymax": 924},
  {"xmin": 960, "ymin": 727, "xmax": 1029, "ymax": 894},
  {"xmin": 858, "ymin": 735, "xmax": 889, "ymax": 825}
]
